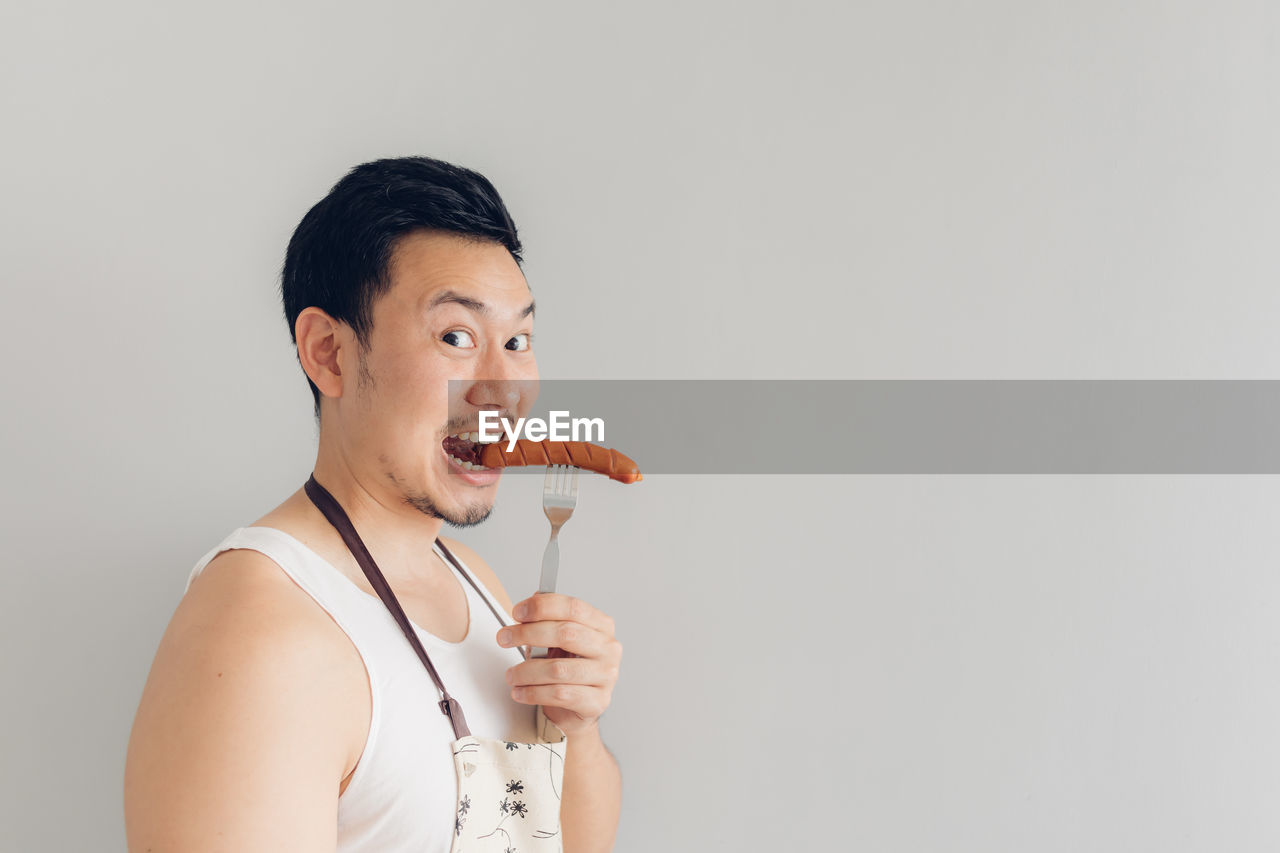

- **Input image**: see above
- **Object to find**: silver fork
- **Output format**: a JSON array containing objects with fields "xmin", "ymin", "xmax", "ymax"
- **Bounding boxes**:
[{"xmin": 531, "ymin": 464, "xmax": 579, "ymax": 658}]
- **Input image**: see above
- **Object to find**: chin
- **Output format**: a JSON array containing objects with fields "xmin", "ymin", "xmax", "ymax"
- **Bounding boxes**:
[
  {"xmin": 441, "ymin": 502, "xmax": 495, "ymax": 528},
  {"xmin": 385, "ymin": 442, "xmax": 503, "ymax": 525},
  {"xmin": 402, "ymin": 487, "xmax": 495, "ymax": 527}
]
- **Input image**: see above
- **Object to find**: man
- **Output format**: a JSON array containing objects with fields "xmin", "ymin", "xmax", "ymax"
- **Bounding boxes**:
[{"xmin": 124, "ymin": 157, "xmax": 623, "ymax": 851}]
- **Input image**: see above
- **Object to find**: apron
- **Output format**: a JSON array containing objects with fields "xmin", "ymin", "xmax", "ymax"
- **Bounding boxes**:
[{"xmin": 305, "ymin": 475, "xmax": 567, "ymax": 852}]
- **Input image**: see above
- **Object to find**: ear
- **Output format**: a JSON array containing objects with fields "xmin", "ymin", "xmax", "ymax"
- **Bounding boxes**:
[{"xmin": 294, "ymin": 307, "xmax": 350, "ymax": 401}]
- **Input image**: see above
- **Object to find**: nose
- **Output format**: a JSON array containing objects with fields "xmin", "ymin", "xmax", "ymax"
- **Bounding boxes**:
[
  {"xmin": 465, "ymin": 377, "xmax": 524, "ymax": 415},
  {"xmin": 464, "ymin": 345, "xmax": 534, "ymax": 415}
]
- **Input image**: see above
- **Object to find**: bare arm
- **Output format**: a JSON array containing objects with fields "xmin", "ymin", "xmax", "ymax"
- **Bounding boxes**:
[
  {"xmin": 558, "ymin": 721, "xmax": 623, "ymax": 853},
  {"xmin": 124, "ymin": 550, "xmax": 366, "ymax": 852}
]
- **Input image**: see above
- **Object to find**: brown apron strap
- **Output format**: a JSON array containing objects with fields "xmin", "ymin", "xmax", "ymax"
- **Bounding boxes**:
[{"xmin": 304, "ymin": 474, "xmax": 472, "ymax": 740}]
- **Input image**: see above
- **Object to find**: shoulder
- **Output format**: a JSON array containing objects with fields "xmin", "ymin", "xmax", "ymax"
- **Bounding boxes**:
[
  {"xmin": 438, "ymin": 536, "xmax": 515, "ymax": 617},
  {"xmin": 176, "ymin": 547, "xmax": 370, "ymax": 740},
  {"xmin": 126, "ymin": 548, "xmax": 368, "ymax": 846},
  {"xmin": 146, "ymin": 545, "xmax": 369, "ymax": 742}
]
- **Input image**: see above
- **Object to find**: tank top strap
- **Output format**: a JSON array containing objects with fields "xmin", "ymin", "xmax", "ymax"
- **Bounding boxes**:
[
  {"xmin": 184, "ymin": 526, "xmax": 375, "ymax": 617},
  {"xmin": 186, "ymin": 528, "xmax": 514, "ymax": 643},
  {"xmin": 433, "ymin": 539, "xmax": 516, "ymax": 633}
]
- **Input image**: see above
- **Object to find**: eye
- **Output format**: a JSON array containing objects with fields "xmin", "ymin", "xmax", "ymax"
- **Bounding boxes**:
[
  {"xmin": 442, "ymin": 329, "xmax": 476, "ymax": 348},
  {"xmin": 505, "ymin": 333, "xmax": 531, "ymax": 352}
]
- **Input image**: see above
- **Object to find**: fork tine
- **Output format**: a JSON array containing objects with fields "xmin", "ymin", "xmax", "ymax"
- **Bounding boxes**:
[{"xmin": 541, "ymin": 464, "xmax": 578, "ymax": 504}]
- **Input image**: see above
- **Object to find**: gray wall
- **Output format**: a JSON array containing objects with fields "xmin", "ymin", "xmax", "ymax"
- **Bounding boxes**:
[{"xmin": 3, "ymin": 1, "xmax": 1279, "ymax": 850}]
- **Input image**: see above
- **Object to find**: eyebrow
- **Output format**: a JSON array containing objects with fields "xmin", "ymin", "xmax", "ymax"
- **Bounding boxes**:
[{"xmin": 427, "ymin": 289, "xmax": 536, "ymax": 319}]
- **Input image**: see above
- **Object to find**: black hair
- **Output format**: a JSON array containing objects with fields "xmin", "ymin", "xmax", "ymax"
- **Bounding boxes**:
[{"xmin": 280, "ymin": 156, "xmax": 524, "ymax": 419}]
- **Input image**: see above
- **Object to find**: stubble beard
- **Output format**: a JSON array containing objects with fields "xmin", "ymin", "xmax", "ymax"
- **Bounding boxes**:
[{"xmin": 403, "ymin": 488, "xmax": 494, "ymax": 528}]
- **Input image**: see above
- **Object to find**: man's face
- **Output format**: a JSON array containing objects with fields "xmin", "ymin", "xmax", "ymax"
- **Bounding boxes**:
[{"xmin": 333, "ymin": 229, "xmax": 538, "ymax": 526}]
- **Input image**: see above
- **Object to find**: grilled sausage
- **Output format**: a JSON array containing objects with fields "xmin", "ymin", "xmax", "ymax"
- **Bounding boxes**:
[{"xmin": 479, "ymin": 440, "xmax": 642, "ymax": 484}]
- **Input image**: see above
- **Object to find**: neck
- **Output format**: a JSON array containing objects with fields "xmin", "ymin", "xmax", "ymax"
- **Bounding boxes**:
[{"xmin": 309, "ymin": 449, "xmax": 446, "ymax": 587}]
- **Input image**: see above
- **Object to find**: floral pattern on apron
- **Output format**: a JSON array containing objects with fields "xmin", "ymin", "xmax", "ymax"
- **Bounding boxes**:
[{"xmin": 451, "ymin": 705, "xmax": 566, "ymax": 851}]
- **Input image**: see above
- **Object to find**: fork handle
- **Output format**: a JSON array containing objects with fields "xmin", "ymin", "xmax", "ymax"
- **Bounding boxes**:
[
  {"xmin": 531, "ymin": 536, "xmax": 560, "ymax": 658},
  {"xmin": 538, "ymin": 536, "xmax": 560, "ymax": 594}
]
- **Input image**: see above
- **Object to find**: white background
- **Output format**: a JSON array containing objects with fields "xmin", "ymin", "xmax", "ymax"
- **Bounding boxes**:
[{"xmin": 2, "ymin": 1, "xmax": 1279, "ymax": 850}]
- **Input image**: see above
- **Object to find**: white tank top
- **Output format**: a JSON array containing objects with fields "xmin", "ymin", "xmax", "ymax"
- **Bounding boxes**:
[{"xmin": 184, "ymin": 526, "xmax": 538, "ymax": 853}]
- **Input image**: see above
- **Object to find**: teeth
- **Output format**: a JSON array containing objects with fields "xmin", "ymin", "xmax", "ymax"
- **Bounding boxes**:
[
  {"xmin": 447, "ymin": 454, "xmax": 490, "ymax": 472},
  {"xmin": 448, "ymin": 431, "xmax": 500, "ymax": 442}
]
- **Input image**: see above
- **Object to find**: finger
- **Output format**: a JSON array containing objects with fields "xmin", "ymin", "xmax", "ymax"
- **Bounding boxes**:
[
  {"xmin": 506, "ymin": 656, "xmax": 617, "ymax": 689},
  {"xmin": 497, "ymin": 620, "xmax": 614, "ymax": 659},
  {"xmin": 511, "ymin": 593, "xmax": 616, "ymax": 637},
  {"xmin": 509, "ymin": 683, "xmax": 610, "ymax": 718}
]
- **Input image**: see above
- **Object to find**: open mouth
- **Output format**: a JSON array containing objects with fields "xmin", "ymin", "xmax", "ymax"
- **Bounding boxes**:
[{"xmin": 441, "ymin": 430, "xmax": 503, "ymax": 471}]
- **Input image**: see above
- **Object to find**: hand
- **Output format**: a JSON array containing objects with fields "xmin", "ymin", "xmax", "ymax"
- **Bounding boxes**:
[{"xmin": 496, "ymin": 593, "xmax": 622, "ymax": 737}]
